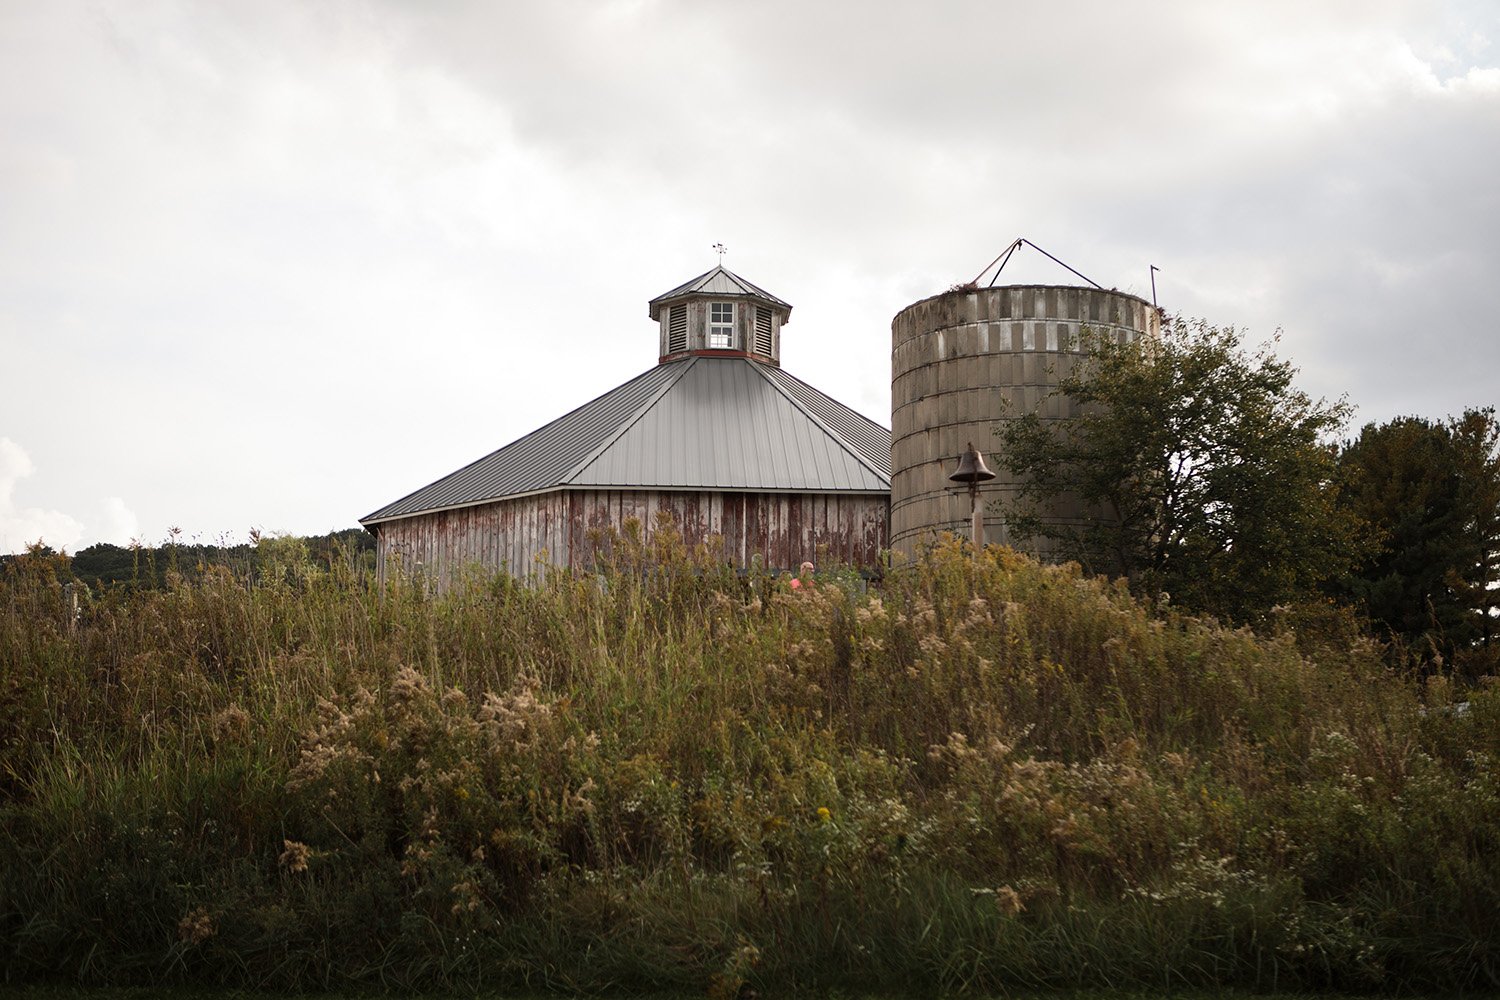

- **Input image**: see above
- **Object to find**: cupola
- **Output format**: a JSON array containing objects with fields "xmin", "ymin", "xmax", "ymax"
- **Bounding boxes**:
[{"xmin": 648, "ymin": 265, "xmax": 792, "ymax": 366}]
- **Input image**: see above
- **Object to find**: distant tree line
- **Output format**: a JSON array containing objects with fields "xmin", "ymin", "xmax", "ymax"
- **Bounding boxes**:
[
  {"xmin": 997, "ymin": 316, "xmax": 1500, "ymax": 679},
  {"xmin": 0, "ymin": 528, "xmax": 375, "ymax": 591}
]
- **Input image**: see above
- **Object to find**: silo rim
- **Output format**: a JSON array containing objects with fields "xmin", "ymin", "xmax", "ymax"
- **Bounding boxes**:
[{"xmin": 892, "ymin": 283, "xmax": 1158, "ymax": 323}]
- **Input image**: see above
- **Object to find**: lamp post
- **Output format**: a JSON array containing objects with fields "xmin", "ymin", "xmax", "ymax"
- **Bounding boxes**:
[{"xmin": 948, "ymin": 442, "xmax": 996, "ymax": 549}]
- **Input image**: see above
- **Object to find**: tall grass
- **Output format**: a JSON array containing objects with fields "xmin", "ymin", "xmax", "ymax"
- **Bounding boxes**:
[{"xmin": 1, "ymin": 528, "xmax": 1496, "ymax": 994}]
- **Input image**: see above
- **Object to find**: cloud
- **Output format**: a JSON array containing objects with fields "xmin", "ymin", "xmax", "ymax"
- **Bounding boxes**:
[
  {"xmin": 0, "ymin": 438, "xmax": 85, "ymax": 554},
  {"xmin": 0, "ymin": 1, "xmax": 1495, "ymax": 543},
  {"xmin": 0, "ymin": 439, "xmax": 141, "ymax": 553},
  {"xmin": 97, "ymin": 496, "xmax": 141, "ymax": 547}
]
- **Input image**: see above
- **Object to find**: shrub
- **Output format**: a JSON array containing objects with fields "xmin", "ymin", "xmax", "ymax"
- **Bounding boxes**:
[{"xmin": 1, "ymin": 535, "xmax": 1495, "ymax": 992}]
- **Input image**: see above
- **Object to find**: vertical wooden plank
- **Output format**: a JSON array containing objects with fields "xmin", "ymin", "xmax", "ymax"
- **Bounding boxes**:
[
  {"xmin": 517, "ymin": 499, "xmax": 530, "ymax": 580},
  {"xmin": 706, "ymin": 492, "xmax": 723, "ymax": 562},
  {"xmin": 755, "ymin": 494, "xmax": 770, "ymax": 568},
  {"xmin": 763, "ymin": 496, "xmax": 780, "ymax": 570},
  {"xmin": 567, "ymin": 492, "xmax": 580, "ymax": 569},
  {"xmin": 665, "ymin": 491, "xmax": 682, "ymax": 541},
  {"xmin": 441, "ymin": 510, "xmax": 449, "ymax": 583},
  {"xmin": 787, "ymin": 493, "xmax": 805, "ymax": 569},
  {"xmin": 509, "ymin": 498, "xmax": 522, "ymax": 579},
  {"xmin": 737, "ymin": 494, "xmax": 750, "ymax": 566},
  {"xmin": 723, "ymin": 493, "xmax": 742, "ymax": 565},
  {"xmin": 488, "ymin": 503, "xmax": 499, "ymax": 574},
  {"xmin": 554, "ymin": 492, "xmax": 569, "ymax": 571},
  {"xmin": 684, "ymin": 492, "xmax": 704, "ymax": 549}
]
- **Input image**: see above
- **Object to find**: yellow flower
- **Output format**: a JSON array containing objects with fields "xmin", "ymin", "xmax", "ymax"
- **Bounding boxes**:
[
  {"xmin": 278, "ymin": 839, "xmax": 311, "ymax": 874},
  {"xmin": 817, "ymin": 807, "xmax": 831, "ymax": 822}
]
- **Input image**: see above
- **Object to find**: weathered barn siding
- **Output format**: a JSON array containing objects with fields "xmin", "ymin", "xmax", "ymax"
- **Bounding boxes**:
[{"xmin": 373, "ymin": 488, "xmax": 888, "ymax": 586}]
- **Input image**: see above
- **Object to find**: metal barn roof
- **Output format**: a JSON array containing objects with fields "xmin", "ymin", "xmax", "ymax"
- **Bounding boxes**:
[
  {"xmin": 647, "ymin": 265, "xmax": 792, "ymax": 320},
  {"xmin": 361, "ymin": 356, "xmax": 891, "ymax": 525}
]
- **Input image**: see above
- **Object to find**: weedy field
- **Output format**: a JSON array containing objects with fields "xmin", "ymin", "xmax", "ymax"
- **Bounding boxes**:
[{"xmin": 1, "ymin": 528, "xmax": 1496, "ymax": 995}]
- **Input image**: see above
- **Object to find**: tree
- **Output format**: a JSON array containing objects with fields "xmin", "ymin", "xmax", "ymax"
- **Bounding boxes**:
[
  {"xmin": 1337, "ymin": 408, "xmax": 1500, "ymax": 675},
  {"xmin": 996, "ymin": 317, "xmax": 1360, "ymax": 622},
  {"xmin": 1335, "ymin": 417, "xmax": 1469, "ymax": 656},
  {"xmin": 1449, "ymin": 408, "xmax": 1500, "ymax": 669}
]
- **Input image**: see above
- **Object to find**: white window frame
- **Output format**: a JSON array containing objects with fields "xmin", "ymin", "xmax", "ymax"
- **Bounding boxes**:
[{"xmin": 709, "ymin": 302, "xmax": 735, "ymax": 349}]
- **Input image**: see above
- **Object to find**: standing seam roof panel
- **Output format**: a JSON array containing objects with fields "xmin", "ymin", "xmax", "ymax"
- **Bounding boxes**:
[
  {"xmin": 759, "ymin": 365, "xmax": 892, "ymax": 477},
  {"xmin": 363, "ymin": 356, "xmax": 892, "ymax": 525},
  {"xmin": 361, "ymin": 362, "xmax": 686, "ymax": 522},
  {"xmin": 567, "ymin": 358, "xmax": 888, "ymax": 492}
]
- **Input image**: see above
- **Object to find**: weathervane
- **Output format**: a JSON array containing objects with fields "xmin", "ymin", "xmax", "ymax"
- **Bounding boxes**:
[{"xmin": 712, "ymin": 242, "xmax": 727, "ymax": 263}]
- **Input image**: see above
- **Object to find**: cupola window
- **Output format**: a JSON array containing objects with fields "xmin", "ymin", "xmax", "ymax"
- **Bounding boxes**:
[{"xmin": 709, "ymin": 302, "xmax": 735, "ymax": 349}]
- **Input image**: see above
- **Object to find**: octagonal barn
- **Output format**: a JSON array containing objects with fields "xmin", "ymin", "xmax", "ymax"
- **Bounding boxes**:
[{"xmin": 361, "ymin": 266, "xmax": 891, "ymax": 584}]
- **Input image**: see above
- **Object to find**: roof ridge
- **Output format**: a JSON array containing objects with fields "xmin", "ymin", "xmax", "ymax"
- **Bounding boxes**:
[
  {"xmin": 716, "ymin": 265, "xmax": 766, "ymax": 299},
  {"xmin": 561, "ymin": 356, "xmax": 697, "ymax": 485},
  {"xmin": 749, "ymin": 363, "xmax": 891, "ymax": 487},
  {"xmin": 765, "ymin": 364, "xmax": 891, "ymax": 438}
]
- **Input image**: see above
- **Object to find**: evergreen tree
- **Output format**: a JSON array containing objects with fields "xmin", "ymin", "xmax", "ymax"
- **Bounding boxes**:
[
  {"xmin": 1336, "ymin": 408, "xmax": 1500, "ymax": 676},
  {"xmin": 1446, "ymin": 408, "xmax": 1500, "ymax": 673},
  {"xmin": 1337, "ymin": 417, "xmax": 1468, "ymax": 657}
]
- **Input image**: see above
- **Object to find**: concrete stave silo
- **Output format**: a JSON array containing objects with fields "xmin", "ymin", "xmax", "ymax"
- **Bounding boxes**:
[{"xmin": 890, "ymin": 284, "xmax": 1160, "ymax": 561}]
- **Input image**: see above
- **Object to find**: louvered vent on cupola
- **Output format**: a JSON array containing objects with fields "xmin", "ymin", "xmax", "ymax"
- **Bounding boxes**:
[
  {"xmin": 754, "ymin": 306, "xmax": 773, "ymax": 356},
  {"xmin": 667, "ymin": 304, "xmax": 688, "ymax": 354}
]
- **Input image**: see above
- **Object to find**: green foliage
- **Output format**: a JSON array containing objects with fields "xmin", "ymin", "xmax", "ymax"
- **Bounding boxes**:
[
  {"xmin": 1450, "ymin": 408, "xmax": 1500, "ymax": 669},
  {"xmin": 2, "ymin": 536, "xmax": 1497, "ymax": 994},
  {"xmin": 1336, "ymin": 408, "xmax": 1500, "ymax": 677},
  {"xmin": 18, "ymin": 528, "xmax": 377, "ymax": 593},
  {"xmin": 995, "ymin": 317, "xmax": 1361, "ymax": 623}
]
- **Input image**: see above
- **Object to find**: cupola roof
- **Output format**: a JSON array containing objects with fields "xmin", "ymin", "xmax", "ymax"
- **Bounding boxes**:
[{"xmin": 648, "ymin": 265, "xmax": 791, "ymax": 321}]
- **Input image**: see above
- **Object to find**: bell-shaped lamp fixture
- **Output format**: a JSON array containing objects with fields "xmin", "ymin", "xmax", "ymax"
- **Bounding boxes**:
[
  {"xmin": 948, "ymin": 442, "xmax": 995, "ymax": 549},
  {"xmin": 948, "ymin": 442, "xmax": 996, "ymax": 486}
]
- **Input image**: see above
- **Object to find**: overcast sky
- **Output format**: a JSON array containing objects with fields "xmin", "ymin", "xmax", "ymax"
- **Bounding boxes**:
[{"xmin": 2, "ymin": 0, "xmax": 1497, "ymax": 553}]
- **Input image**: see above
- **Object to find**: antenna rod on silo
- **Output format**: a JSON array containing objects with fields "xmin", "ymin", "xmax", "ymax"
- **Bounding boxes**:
[
  {"xmin": 1150, "ymin": 264, "xmax": 1160, "ymax": 308},
  {"xmin": 973, "ymin": 238, "xmax": 1104, "ymax": 289},
  {"xmin": 972, "ymin": 238, "xmax": 1023, "ymax": 286}
]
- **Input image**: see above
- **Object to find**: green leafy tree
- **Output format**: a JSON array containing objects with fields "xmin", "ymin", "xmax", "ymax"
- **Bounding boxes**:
[
  {"xmin": 996, "ymin": 317, "xmax": 1360, "ymax": 621},
  {"xmin": 70, "ymin": 542, "xmax": 140, "ymax": 587}
]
